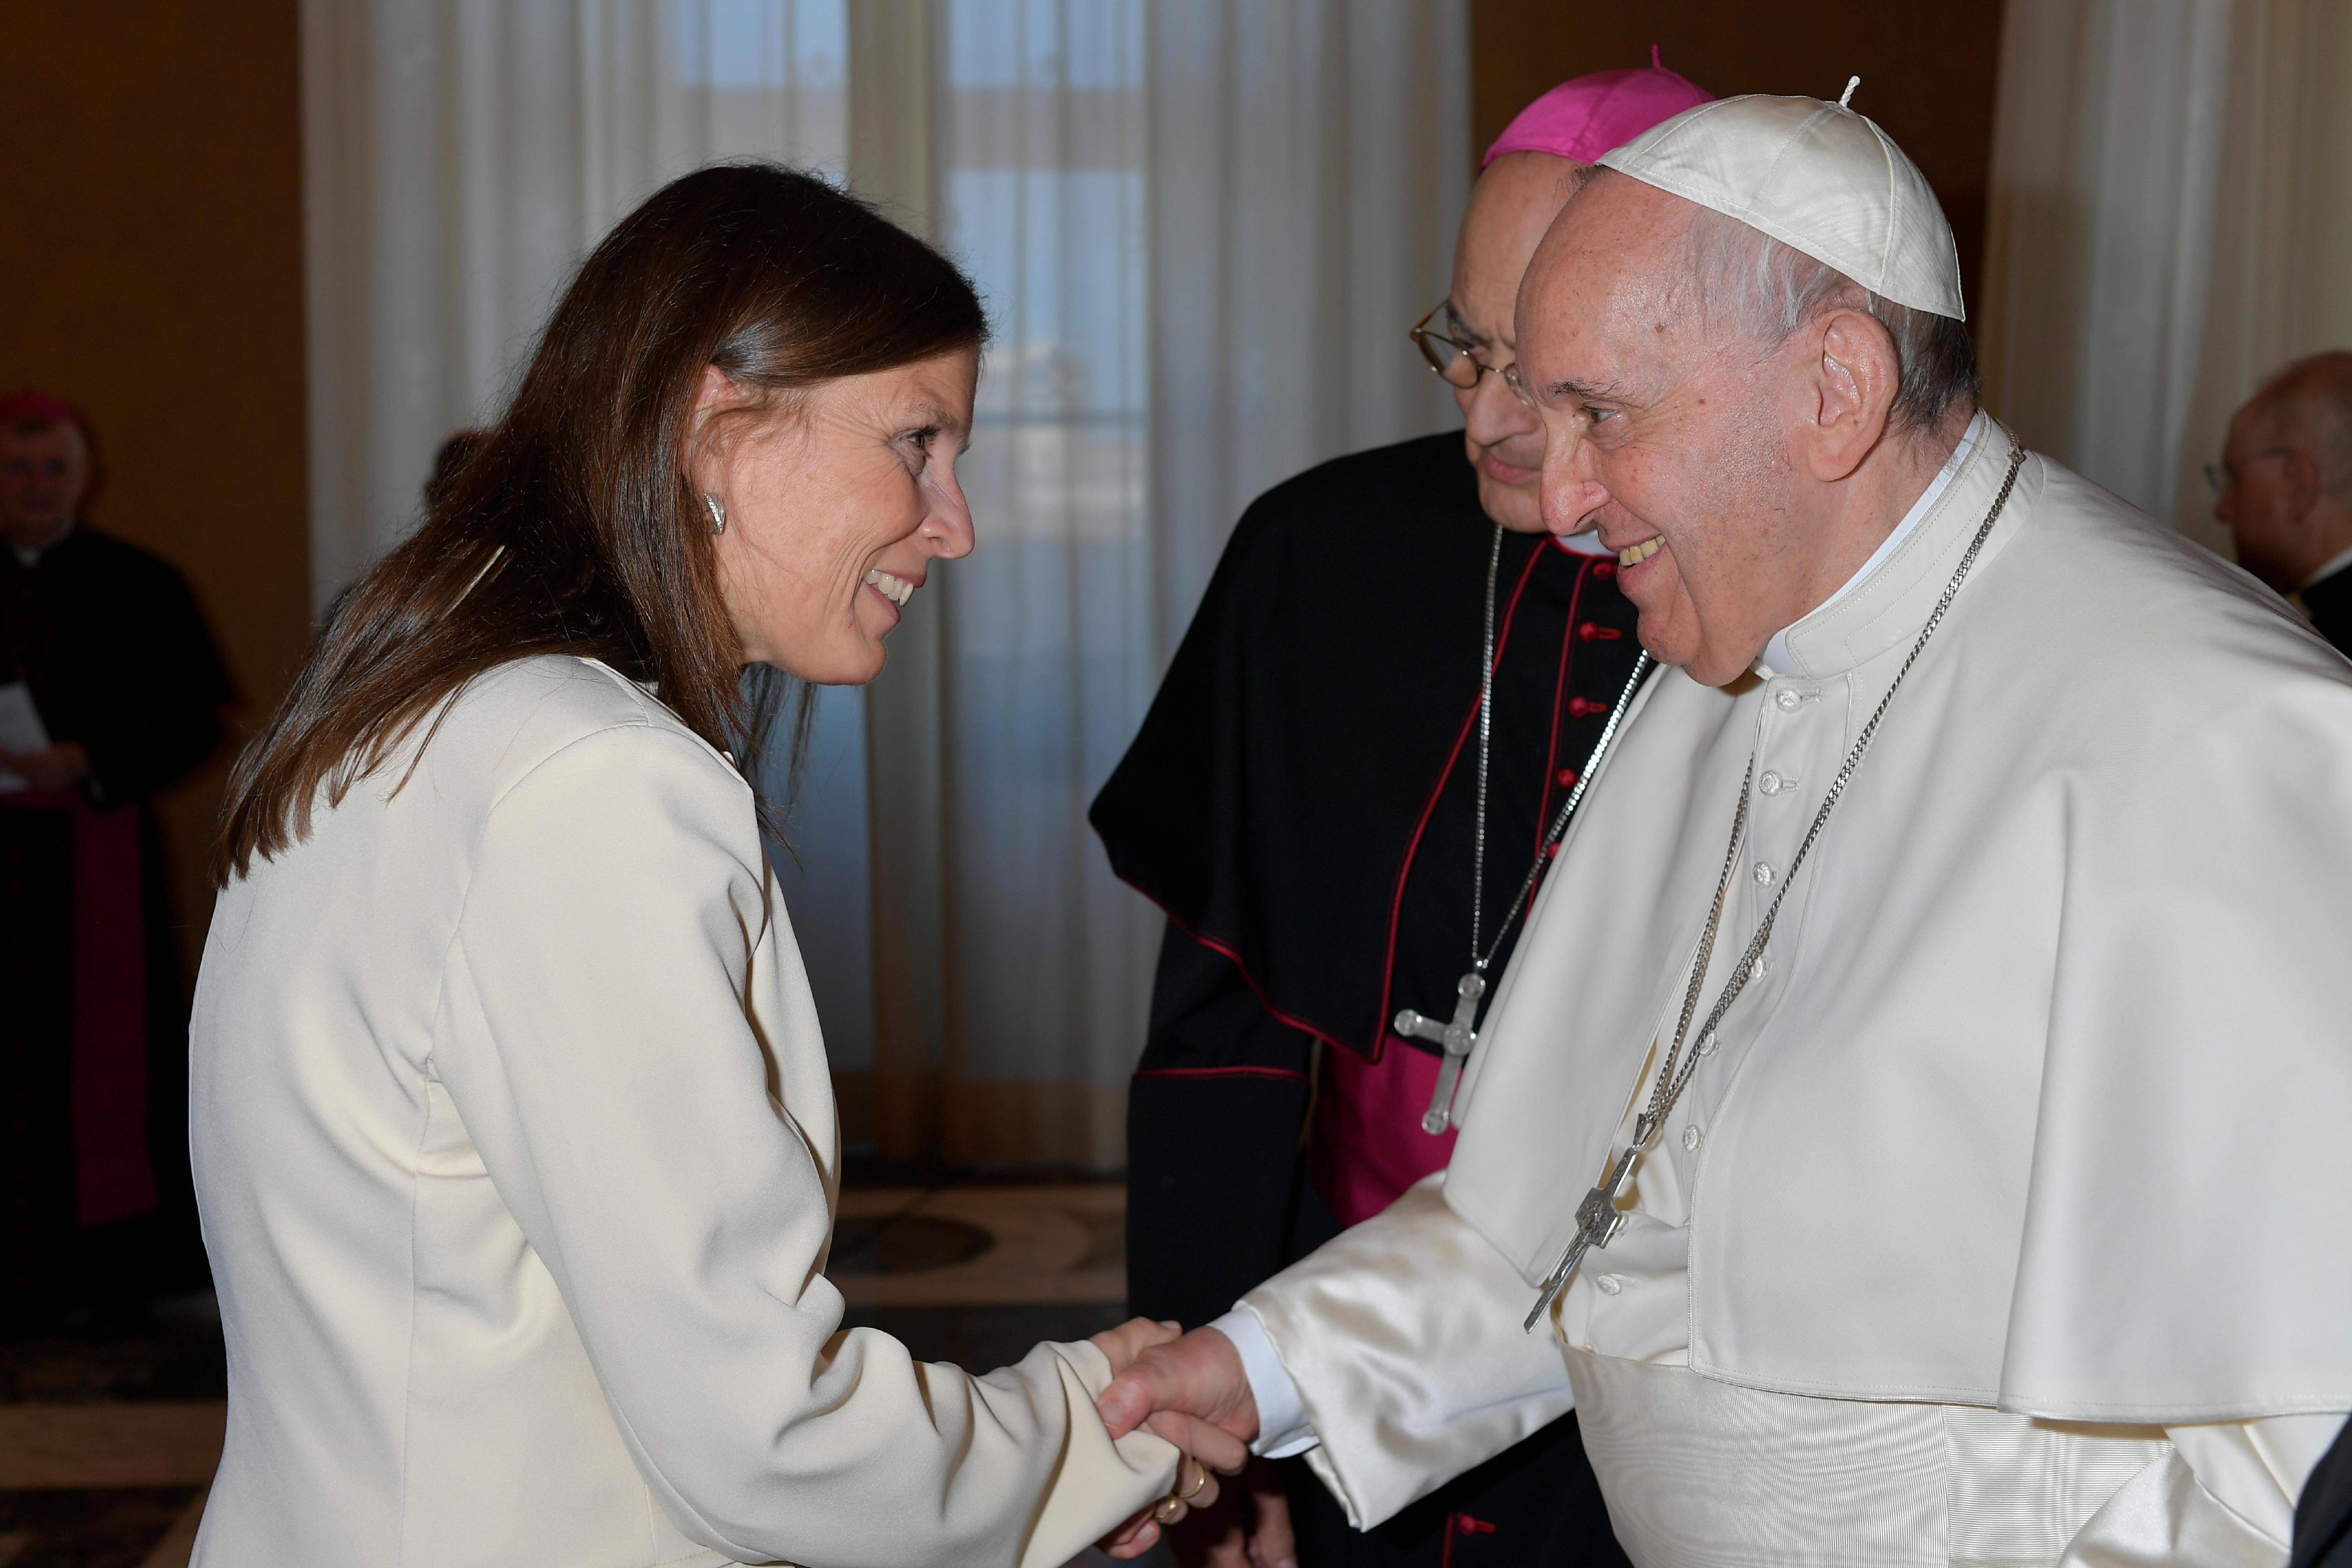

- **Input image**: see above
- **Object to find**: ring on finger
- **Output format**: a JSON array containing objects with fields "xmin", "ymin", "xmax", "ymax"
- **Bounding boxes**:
[
  {"xmin": 1154, "ymin": 1497, "xmax": 1186, "ymax": 1525},
  {"xmin": 1180, "ymin": 1463, "xmax": 1210, "ymax": 1501}
]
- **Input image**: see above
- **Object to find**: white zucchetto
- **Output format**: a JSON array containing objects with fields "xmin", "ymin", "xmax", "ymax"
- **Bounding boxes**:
[{"xmin": 1596, "ymin": 89, "xmax": 1965, "ymax": 321}]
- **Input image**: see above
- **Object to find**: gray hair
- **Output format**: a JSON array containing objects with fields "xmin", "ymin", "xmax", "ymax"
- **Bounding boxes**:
[{"xmin": 1680, "ymin": 203, "xmax": 1979, "ymax": 437}]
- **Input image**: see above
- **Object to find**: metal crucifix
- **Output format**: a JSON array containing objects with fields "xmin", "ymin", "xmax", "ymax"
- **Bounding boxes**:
[
  {"xmin": 1523, "ymin": 1135, "xmax": 1642, "ymax": 1331},
  {"xmin": 1397, "ymin": 970, "xmax": 1485, "ymax": 1135}
]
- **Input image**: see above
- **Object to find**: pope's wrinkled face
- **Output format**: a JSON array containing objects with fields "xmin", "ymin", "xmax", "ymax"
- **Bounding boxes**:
[
  {"xmin": 1515, "ymin": 174, "xmax": 1812, "ymax": 684},
  {"xmin": 0, "ymin": 422, "xmax": 90, "ymax": 551},
  {"xmin": 692, "ymin": 347, "xmax": 978, "ymax": 686}
]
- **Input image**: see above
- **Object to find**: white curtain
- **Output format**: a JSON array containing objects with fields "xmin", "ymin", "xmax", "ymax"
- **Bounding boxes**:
[
  {"xmin": 1978, "ymin": 0, "xmax": 2352, "ymax": 554},
  {"xmin": 301, "ymin": 0, "xmax": 1469, "ymax": 1168},
  {"xmin": 899, "ymin": 0, "xmax": 1469, "ymax": 1165},
  {"xmin": 1147, "ymin": 1, "xmax": 1471, "ymax": 653}
]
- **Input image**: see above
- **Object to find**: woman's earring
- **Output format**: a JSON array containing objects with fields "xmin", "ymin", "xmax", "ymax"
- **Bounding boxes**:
[{"xmin": 703, "ymin": 493, "xmax": 727, "ymax": 535}]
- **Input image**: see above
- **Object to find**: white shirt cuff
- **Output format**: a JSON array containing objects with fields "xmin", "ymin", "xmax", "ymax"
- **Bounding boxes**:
[{"xmin": 1209, "ymin": 1306, "xmax": 1319, "ymax": 1459}]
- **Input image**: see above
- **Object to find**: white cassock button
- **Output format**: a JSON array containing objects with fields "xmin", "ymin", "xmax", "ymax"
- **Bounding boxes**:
[
  {"xmin": 1698, "ymin": 1030, "xmax": 1719, "ymax": 1056},
  {"xmin": 1758, "ymin": 770, "xmax": 1783, "ymax": 795},
  {"xmin": 1596, "ymin": 1274, "xmax": 1624, "ymax": 1295},
  {"xmin": 1750, "ymin": 954, "xmax": 1769, "ymax": 980},
  {"xmin": 1753, "ymin": 862, "xmax": 1775, "ymax": 887},
  {"xmin": 1682, "ymin": 1124, "xmax": 1703, "ymax": 1151},
  {"xmin": 1776, "ymin": 689, "xmax": 1803, "ymax": 711}
]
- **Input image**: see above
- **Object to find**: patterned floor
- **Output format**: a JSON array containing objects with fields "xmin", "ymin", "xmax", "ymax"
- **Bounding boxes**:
[
  {"xmin": 3, "ymin": 1184, "xmax": 1155, "ymax": 1566},
  {"xmin": 0, "ymin": 1310, "xmax": 223, "ymax": 1568}
]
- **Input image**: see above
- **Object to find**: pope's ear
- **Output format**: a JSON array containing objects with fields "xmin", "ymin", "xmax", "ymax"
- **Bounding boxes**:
[{"xmin": 1804, "ymin": 307, "xmax": 1899, "ymax": 484}]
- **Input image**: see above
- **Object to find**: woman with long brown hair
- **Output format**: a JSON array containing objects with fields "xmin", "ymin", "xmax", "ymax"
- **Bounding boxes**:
[{"xmin": 191, "ymin": 164, "xmax": 1230, "ymax": 1567}]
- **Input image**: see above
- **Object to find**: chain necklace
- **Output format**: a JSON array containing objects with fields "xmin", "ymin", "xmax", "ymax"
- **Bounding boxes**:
[
  {"xmin": 1398, "ymin": 522, "xmax": 1655, "ymax": 1135},
  {"xmin": 1523, "ymin": 442, "xmax": 2027, "ymax": 1330}
]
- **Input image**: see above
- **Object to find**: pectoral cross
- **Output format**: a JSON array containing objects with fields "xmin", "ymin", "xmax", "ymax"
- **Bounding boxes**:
[
  {"xmin": 1396, "ymin": 971, "xmax": 1485, "ymax": 1135},
  {"xmin": 1522, "ymin": 1134, "xmax": 1644, "ymax": 1332}
]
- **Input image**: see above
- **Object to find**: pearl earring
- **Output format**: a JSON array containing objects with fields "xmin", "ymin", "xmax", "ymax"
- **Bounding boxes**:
[{"xmin": 702, "ymin": 493, "xmax": 726, "ymax": 535}]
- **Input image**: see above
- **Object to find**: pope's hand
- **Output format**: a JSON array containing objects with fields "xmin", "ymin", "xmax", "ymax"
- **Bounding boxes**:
[
  {"xmin": 1088, "ymin": 1320, "xmax": 1249, "ymax": 1557},
  {"xmin": 1091, "ymin": 1324, "xmax": 1258, "ymax": 1559},
  {"xmin": 1097, "ymin": 1325, "xmax": 1260, "ymax": 1446}
]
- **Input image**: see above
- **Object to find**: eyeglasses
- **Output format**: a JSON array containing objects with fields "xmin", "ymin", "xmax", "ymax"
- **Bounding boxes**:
[
  {"xmin": 1409, "ymin": 302, "xmax": 1507, "ymax": 390},
  {"xmin": 2205, "ymin": 447, "xmax": 2295, "ymax": 495},
  {"xmin": 1501, "ymin": 360, "xmax": 1538, "ymax": 412}
]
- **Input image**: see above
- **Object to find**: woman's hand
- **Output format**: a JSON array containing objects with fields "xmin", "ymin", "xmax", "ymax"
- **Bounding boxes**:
[{"xmin": 1090, "ymin": 1319, "xmax": 1250, "ymax": 1559}]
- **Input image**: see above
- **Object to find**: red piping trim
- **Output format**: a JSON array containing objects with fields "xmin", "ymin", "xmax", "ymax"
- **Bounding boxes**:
[
  {"xmin": 1530, "ymin": 559, "xmax": 1594, "ymax": 914},
  {"xmin": 1371, "ymin": 540, "xmax": 1547, "ymax": 1063},
  {"xmin": 1102, "ymin": 889, "xmax": 1356, "ymax": 1056},
  {"xmin": 1133, "ymin": 1065, "xmax": 1309, "ymax": 1083}
]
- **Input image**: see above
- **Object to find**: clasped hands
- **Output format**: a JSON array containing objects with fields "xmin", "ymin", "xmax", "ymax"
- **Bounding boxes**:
[{"xmin": 1088, "ymin": 1320, "xmax": 1261, "ymax": 1559}]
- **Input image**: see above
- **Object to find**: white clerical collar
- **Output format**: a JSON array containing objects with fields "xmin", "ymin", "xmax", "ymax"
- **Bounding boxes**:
[
  {"xmin": 2303, "ymin": 541, "xmax": 2352, "ymax": 593},
  {"xmin": 1552, "ymin": 528, "xmax": 1614, "ymax": 556},
  {"xmin": 1755, "ymin": 409, "xmax": 1986, "ymax": 679}
]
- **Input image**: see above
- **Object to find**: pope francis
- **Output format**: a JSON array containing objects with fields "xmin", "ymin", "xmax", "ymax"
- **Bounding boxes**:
[{"xmin": 1096, "ymin": 91, "xmax": 2352, "ymax": 1568}]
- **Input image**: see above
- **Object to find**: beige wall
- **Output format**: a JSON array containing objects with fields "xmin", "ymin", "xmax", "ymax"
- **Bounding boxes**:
[
  {"xmin": 0, "ymin": 3, "xmax": 311, "ymax": 971},
  {"xmin": 1471, "ymin": 1, "xmax": 2006, "ymax": 324}
]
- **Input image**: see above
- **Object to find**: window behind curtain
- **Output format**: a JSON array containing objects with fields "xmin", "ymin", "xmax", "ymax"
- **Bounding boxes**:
[{"xmin": 930, "ymin": 0, "xmax": 1156, "ymax": 1162}]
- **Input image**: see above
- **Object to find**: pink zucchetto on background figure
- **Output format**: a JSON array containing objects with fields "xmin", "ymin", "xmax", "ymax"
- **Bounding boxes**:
[{"xmin": 1483, "ymin": 46, "xmax": 1714, "ymax": 167}]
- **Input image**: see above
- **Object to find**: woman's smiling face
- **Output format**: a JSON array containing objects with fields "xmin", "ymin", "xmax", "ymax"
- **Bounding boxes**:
[{"xmin": 693, "ymin": 346, "xmax": 979, "ymax": 685}]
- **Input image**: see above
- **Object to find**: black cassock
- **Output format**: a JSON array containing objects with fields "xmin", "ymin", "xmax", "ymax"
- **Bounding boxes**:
[
  {"xmin": 1091, "ymin": 433, "xmax": 1644, "ymax": 1566},
  {"xmin": 2300, "ymin": 562, "xmax": 2352, "ymax": 658},
  {"xmin": 2299, "ymin": 1415, "xmax": 2352, "ymax": 1566},
  {"xmin": 0, "ymin": 524, "xmax": 231, "ymax": 1318}
]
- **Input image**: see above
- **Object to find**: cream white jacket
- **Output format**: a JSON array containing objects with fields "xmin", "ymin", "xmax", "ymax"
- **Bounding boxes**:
[{"xmin": 189, "ymin": 657, "xmax": 1174, "ymax": 1568}]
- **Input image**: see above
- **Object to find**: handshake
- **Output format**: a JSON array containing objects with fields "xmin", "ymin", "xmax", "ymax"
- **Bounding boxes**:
[{"xmin": 1086, "ymin": 1319, "xmax": 1270, "ymax": 1561}]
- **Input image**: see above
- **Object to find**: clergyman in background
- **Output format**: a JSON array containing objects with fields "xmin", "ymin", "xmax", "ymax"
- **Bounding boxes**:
[
  {"xmin": 0, "ymin": 388, "xmax": 233, "ymax": 1322},
  {"xmin": 1090, "ymin": 58, "xmax": 1710, "ymax": 1568},
  {"xmin": 2214, "ymin": 350, "xmax": 2352, "ymax": 654}
]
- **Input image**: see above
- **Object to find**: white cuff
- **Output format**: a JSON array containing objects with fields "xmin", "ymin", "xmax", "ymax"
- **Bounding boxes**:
[{"xmin": 1209, "ymin": 1306, "xmax": 1318, "ymax": 1459}]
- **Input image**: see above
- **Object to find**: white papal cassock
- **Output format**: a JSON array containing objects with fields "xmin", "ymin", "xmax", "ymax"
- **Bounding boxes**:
[{"xmin": 1223, "ymin": 419, "xmax": 2352, "ymax": 1567}]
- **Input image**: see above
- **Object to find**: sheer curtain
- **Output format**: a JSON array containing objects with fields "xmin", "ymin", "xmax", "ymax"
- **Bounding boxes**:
[
  {"xmin": 1978, "ymin": 0, "xmax": 2352, "ymax": 553},
  {"xmin": 884, "ymin": 0, "xmax": 1469, "ymax": 1166},
  {"xmin": 301, "ymin": 0, "xmax": 1470, "ymax": 1169}
]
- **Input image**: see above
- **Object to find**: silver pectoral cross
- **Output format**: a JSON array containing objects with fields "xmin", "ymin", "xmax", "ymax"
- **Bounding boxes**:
[
  {"xmin": 1396, "ymin": 971, "xmax": 1484, "ymax": 1135},
  {"xmin": 1522, "ymin": 1137, "xmax": 1643, "ymax": 1332}
]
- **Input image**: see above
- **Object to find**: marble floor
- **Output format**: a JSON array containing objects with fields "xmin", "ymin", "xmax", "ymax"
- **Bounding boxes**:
[{"xmin": 2, "ymin": 1182, "xmax": 1157, "ymax": 1566}]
